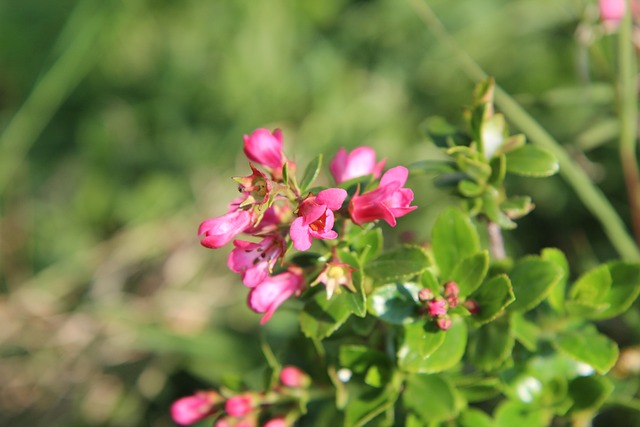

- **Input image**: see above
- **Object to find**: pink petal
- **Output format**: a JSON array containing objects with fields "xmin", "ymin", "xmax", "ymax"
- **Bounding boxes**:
[
  {"xmin": 316, "ymin": 188, "xmax": 347, "ymax": 210},
  {"xmin": 380, "ymin": 166, "xmax": 408, "ymax": 187},
  {"xmin": 290, "ymin": 217, "xmax": 313, "ymax": 251}
]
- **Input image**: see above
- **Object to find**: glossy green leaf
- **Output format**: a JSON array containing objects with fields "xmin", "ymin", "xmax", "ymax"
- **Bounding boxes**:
[
  {"xmin": 421, "ymin": 115, "xmax": 465, "ymax": 147},
  {"xmin": 300, "ymin": 290, "xmax": 353, "ymax": 340},
  {"xmin": 541, "ymin": 248, "xmax": 569, "ymax": 313},
  {"xmin": 459, "ymin": 408, "xmax": 495, "ymax": 427},
  {"xmin": 480, "ymin": 113, "xmax": 506, "ymax": 159},
  {"xmin": 403, "ymin": 374, "xmax": 462, "ymax": 423},
  {"xmin": 367, "ymin": 283, "xmax": 421, "ymax": 325},
  {"xmin": 501, "ymin": 195, "xmax": 534, "ymax": 220},
  {"xmin": 568, "ymin": 375, "xmax": 614, "ymax": 412},
  {"xmin": 554, "ymin": 326, "xmax": 619, "ymax": 374},
  {"xmin": 468, "ymin": 316, "xmax": 514, "ymax": 371},
  {"xmin": 591, "ymin": 261, "xmax": 640, "ymax": 319},
  {"xmin": 483, "ymin": 186, "xmax": 516, "ymax": 229},
  {"xmin": 456, "ymin": 376, "xmax": 502, "ymax": 403},
  {"xmin": 512, "ymin": 313, "xmax": 540, "ymax": 352},
  {"xmin": 432, "ymin": 208, "xmax": 480, "ymax": 279},
  {"xmin": 470, "ymin": 274, "xmax": 515, "ymax": 324},
  {"xmin": 458, "ymin": 156, "xmax": 492, "ymax": 183},
  {"xmin": 398, "ymin": 320, "xmax": 446, "ymax": 371},
  {"xmin": 450, "ymin": 251, "xmax": 489, "ymax": 297},
  {"xmin": 495, "ymin": 400, "xmax": 552, "ymax": 427},
  {"xmin": 364, "ymin": 246, "xmax": 429, "ymax": 284},
  {"xmin": 458, "ymin": 179, "xmax": 484, "ymax": 197},
  {"xmin": 344, "ymin": 382, "xmax": 400, "ymax": 427},
  {"xmin": 402, "ymin": 317, "xmax": 468, "ymax": 373},
  {"xmin": 488, "ymin": 153, "xmax": 506, "ymax": 186},
  {"xmin": 508, "ymin": 256, "xmax": 563, "ymax": 312},
  {"xmin": 505, "ymin": 144, "xmax": 559, "ymax": 177},
  {"xmin": 568, "ymin": 264, "xmax": 611, "ymax": 306},
  {"xmin": 299, "ymin": 153, "xmax": 322, "ymax": 193},
  {"xmin": 347, "ymin": 225, "xmax": 383, "ymax": 263}
]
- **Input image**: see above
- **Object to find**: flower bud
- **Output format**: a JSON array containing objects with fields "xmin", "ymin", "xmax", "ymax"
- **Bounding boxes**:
[
  {"xmin": 263, "ymin": 417, "xmax": 288, "ymax": 427},
  {"xmin": 436, "ymin": 316, "xmax": 452, "ymax": 331},
  {"xmin": 225, "ymin": 394, "xmax": 254, "ymax": 418},
  {"xmin": 427, "ymin": 298, "xmax": 447, "ymax": 317},
  {"xmin": 170, "ymin": 391, "xmax": 222, "ymax": 425},
  {"xmin": 418, "ymin": 288, "xmax": 434, "ymax": 302},
  {"xmin": 280, "ymin": 365, "xmax": 311, "ymax": 388}
]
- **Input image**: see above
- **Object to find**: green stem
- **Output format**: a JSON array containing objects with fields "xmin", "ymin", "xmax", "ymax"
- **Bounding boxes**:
[
  {"xmin": 408, "ymin": 0, "xmax": 640, "ymax": 261},
  {"xmin": 618, "ymin": 0, "xmax": 640, "ymax": 246}
]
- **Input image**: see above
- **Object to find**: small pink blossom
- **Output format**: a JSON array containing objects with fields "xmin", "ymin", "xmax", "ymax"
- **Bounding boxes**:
[
  {"xmin": 437, "ymin": 316, "xmax": 452, "ymax": 331},
  {"xmin": 198, "ymin": 208, "xmax": 254, "ymax": 249},
  {"xmin": 599, "ymin": 0, "xmax": 626, "ymax": 24},
  {"xmin": 243, "ymin": 128, "xmax": 290, "ymax": 179},
  {"xmin": 427, "ymin": 298, "xmax": 448, "ymax": 317},
  {"xmin": 248, "ymin": 268, "xmax": 305, "ymax": 324},
  {"xmin": 444, "ymin": 281, "xmax": 460, "ymax": 308},
  {"xmin": 310, "ymin": 262, "xmax": 356, "ymax": 299},
  {"xmin": 348, "ymin": 166, "xmax": 417, "ymax": 227},
  {"xmin": 235, "ymin": 163, "xmax": 273, "ymax": 207},
  {"xmin": 263, "ymin": 418, "xmax": 288, "ymax": 427},
  {"xmin": 290, "ymin": 188, "xmax": 348, "ymax": 251},
  {"xmin": 280, "ymin": 366, "xmax": 310, "ymax": 388},
  {"xmin": 170, "ymin": 391, "xmax": 222, "ymax": 425},
  {"xmin": 228, "ymin": 235, "xmax": 285, "ymax": 287},
  {"xmin": 225, "ymin": 394, "xmax": 254, "ymax": 418},
  {"xmin": 418, "ymin": 288, "xmax": 434, "ymax": 302},
  {"xmin": 330, "ymin": 146, "xmax": 386, "ymax": 184}
]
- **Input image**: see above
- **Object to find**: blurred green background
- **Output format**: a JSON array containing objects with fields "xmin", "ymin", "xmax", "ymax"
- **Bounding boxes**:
[{"xmin": 0, "ymin": 0, "xmax": 634, "ymax": 425}]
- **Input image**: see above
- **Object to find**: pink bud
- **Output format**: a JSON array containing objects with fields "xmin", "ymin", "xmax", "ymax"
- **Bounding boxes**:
[
  {"xmin": 418, "ymin": 288, "xmax": 434, "ymax": 302},
  {"xmin": 329, "ymin": 146, "xmax": 386, "ymax": 184},
  {"xmin": 225, "ymin": 394, "xmax": 254, "ymax": 418},
  {"xmin": 170, "ymin": 391, "xmax": 221, "ymax": 425},
  {"xmin": 264, "ymin": 417, "xmax": 288, "ymax": 427},
  {"xmin": 280, "ymin": 366, "xmax": 310, "ymax": 388},
  {"xmin": 198, "ymin": 209, "xmax": 254, "ymax": 249},
  {"xmin": 465, "ymin": 299, "xmax": 480, "ymax": 314},
  {"xmin": 243, "ymin": 128, "xmax": 285, "ymax": 173},
  {"xmin": 599, "ymin": 0, "xmax": 626, "ymax": 23},
  {"xmin": 436, "ymin": 316, "xmax": 452, "ymax": 331}
]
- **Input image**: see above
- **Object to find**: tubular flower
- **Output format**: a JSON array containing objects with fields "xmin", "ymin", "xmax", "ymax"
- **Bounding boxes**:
[
  {"xmin": 290, "ymin": 188, "xmax": 348, "ymax": 251},
  {"xmin": 234, "ymin": 163, "xmax": 273, "ymax": 208},
  {"xmin": 198, "ymin": 208, "xmax": 254, "ymax": 249},
  {"xmin": 329, "ymin": 146, "xmax": 386, "ymax": 184},
  {"xmin": 348, "ymin": 166, "xmax": 416, "ymax": 227},
  {"xmin": 228, "ymin": 235, "xmax": 285, "ymax": 287},
  {"xmin": 247, "ymin": 267, "xmax": 305, "ymax": 324},
  {"xmin": 243, "ymin": 128, "xmax": 288, "ymax": 178},
  {"xmin": 310, "ymin": 262, "xmax": 356, "ymax": 299},
  {"xmin": 170, "ymin": 391, "xmax": 223, "ymax": 425}
]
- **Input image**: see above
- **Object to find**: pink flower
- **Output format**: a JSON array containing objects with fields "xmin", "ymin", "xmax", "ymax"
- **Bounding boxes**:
[
  {"xmin": 248, "ymin": 268, "xmax": 305, "ymax": 324},
  {"xmin": 599, "ymin": 0, "xmax": 626, "ymax": 23},
  {"xmin": 348, "ymin": 166, "xmax": 416, "ymax": 227},
  {"xmin": 234, "ymin": 163, "xmax": 273, "ymax": 208},
  {"xmin": 436, "ymin": 316, "xmax": 452, "ymax": 331},
  {"xmin": 225, "ymin": 394, "xmax": 254, "ymax": 418},
  {"xmin": 290, "ymin": 188, "xmax": 348, "ymax": 251},
  {"xmin": 280, "ymin": 366, "xmax": 310, "ymax": 388},
  {"xmin": 170, "ymin": 391, "xmax": 222, "ymax": 425},
  {"xmin": 330, "ymin": 147, "xmax": 386, "ymax": 184},
  {"xmin": 427, "ymin": 298, "xmax": 448, "ymax": 317},
  {"xmin": 310, "ymin": 262, "xmax": 356, "ymax": 299},
  {"xmin": 198, "ymin": 208, "xmax": 254, "ymax": 249},
  {"xmin": 264, "ymin": 418, "xmax": 288, "ymax": 427},
  {"xmin": 228, "ymin": 235, "xmax": 285, "ymax": 287},
  {"xmin": 243, "ymin": 128, "xmax": 286, "ymax": 177}
]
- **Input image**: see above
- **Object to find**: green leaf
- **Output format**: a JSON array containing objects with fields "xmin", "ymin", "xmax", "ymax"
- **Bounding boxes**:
[
  {"xmin": 470, "ymin": 274, "xmax": 515, "ymax": 325},
  {"xmin": 348, "ymin": 225, "xmax": 383, "ymax": 263},
  {"xmin": 501, "ymin": 195, "xmax": 534, "ymax": 220},
  {"xmin": 554, "ymin": 325, "xmax": 619, "ymax": 374},
  {"xmin": 468, "ymin": 316, "xmax": 514, "ymax": 371},
  {"xmin": 480, "ymin": 113, "xmax": 506, "ymax": 159},
  {"xmin": 568, "ymin": 375, "xmax": 614, "ymax": 412},
  {"xmin": 339, "ymin": 345, "xmax": 391, "ymax": 388},
  {"xmin": 299, "ymin": 154, "xmax": 323, "ymax": 193},
  {"xmin": 344, "ymin": 382, "xmax": 400, "ymax": 427},
  {"xmin": 364, "ymin": 246, "xmax": 429, "ymax": 284},
  {"xmin": 591, "ymin": 261, "xmax": 640, "ymax": 319},
  {"xmin": 300, "ymin": 290, "xmax": 353, "ymax": 340},
  {"xmin": 541, "ymin": 248, "xmax": 569, "ymax": 314},
  {"xmin": 421, "ymin": 115, "xmax": 466, "ymax": 147},
  {"xmin": 512, "ymin": 313, "xmax": 540, "ymax": 352},
  {"xmin": 508, "ymin": 256, "xmax": 563, "ymax": 312},
  {"xmin": 450, "ymin": 251, "xmax": 489, "ymax": 297},
  {"xmin": 488, "ymin": 154, "xmax": 506, "ymax": 186},
  {"xmin": 483, "ymin": 186, "xmax": 516, "ymax": 229},
  {"xmin": 505, "ymin": 144, "xmax": 559, "ymax": 177},
  {"xmin": 337, "ymin": 248, "xmax": 367, "ymax": 317},
  {"xmin": 458, "ymin": 179, "xmax": 484, "ymax": 197},
  {"xmin": 408, "ymin": 159, "xmax": 457, "ymax": 176},
  {"xmin": 401, "ymin": 317, "xmax": 468, "ymax": 374},
  {"xmin": 568, "ymin": 264, "xmax": 611, "ymax": 306},
  {"xmin": 458, "ymin": 155, "xmax": 492, "ymax": 183},
  {"xmin": 495, "ymin": 400, "xmax": 552, "ymax": 427},
  {"xmin": 459, "ymin": 408, "xmax": 495, "ymax": 427},
  {"xmin": 432, "ymin": 208, "xmax": 480, "ymax": 279},
  {"xmin": 403, "ymin": 374, "xmax": 462, "ymax": 423},
  {"xmin": 367, "ymin": 283, "xmax": 421, "ymax": 325},
  {"xmin": 456, "ymin": 376, "xmax": 502, "ymax": 403},
  {"xmin": 398, "ymin": 320, "xmax": 446, "ymax": 372}
]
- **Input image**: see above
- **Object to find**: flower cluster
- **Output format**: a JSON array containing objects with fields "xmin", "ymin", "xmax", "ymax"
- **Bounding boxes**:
[
  {"xmin": 171, "ymin": 366, "xmax": 311, "ymax": 426},
  {"xmin": 418, "ymin": 281, "xmax": 465, "ymax": 331},
  {"xmin": 198, "ymin": 128, "xmax": 416, "ymax": 323}
]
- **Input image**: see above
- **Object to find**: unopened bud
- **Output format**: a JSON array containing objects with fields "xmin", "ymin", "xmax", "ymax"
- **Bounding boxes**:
[
  {"xmin": 280, "ymin": 365, "xmax": 311, "ymax": 388},
  {"xmin": 465, "ymin": 299, "xmax": 480, "ymax": 314},
  {"xmin": 225, "ymin": 394, "xmax": 254, "ymax": 418},
  {"xmin": 436, "ymin": 316, "xmax": 452, "ymax": 331},
  {"xmin": 418, "ymin": 288, "xmax": 434, "ymax": 302}
]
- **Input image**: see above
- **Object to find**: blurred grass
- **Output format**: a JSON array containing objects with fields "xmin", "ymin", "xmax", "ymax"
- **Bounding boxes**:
[{"xmin": 0, "ymin": 0, "xmax": 637, "ymax": 425}]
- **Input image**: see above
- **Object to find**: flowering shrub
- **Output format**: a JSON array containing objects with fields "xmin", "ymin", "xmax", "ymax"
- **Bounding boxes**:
[{"xmin": 174, "ymin": 78, "xmax": 640, "ymax": 426}]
